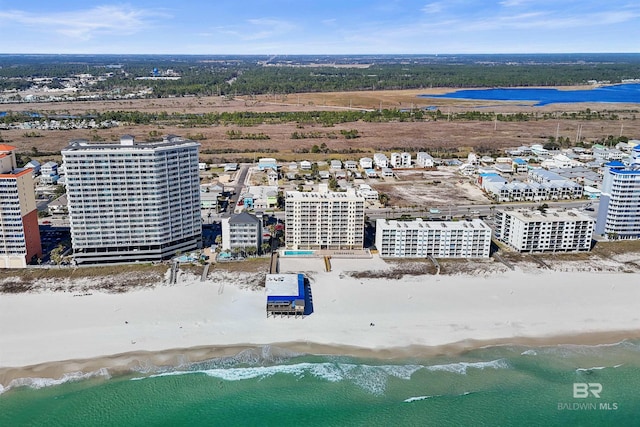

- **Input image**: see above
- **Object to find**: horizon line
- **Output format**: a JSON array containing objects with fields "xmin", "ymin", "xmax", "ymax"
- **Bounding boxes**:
[{"xmin": 1, "ymin": 52, "xmax": 640, "ymax": 57}]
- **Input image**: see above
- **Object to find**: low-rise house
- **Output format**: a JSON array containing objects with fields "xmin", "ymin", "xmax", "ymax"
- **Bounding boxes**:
[
  {"xmin": 222, "ymin": 212, "xmax": 262, "ymax": 252},
  {"xmin": 365, "ymin": 169, "xmax": 378, "ymax": 178},
  {"xmin": 390, "ymin": 152, "xmax": 401, "ymax": 168},
  {"xmin": 335, "ymin": 170, "xmax": 347, "ymax": 180},
  {"xmin": 47, "ymin": 194, "xmax": 68, "ymax": 215},
  {"xmin": 401, "ymin": 152, "xmax": 411, "ymax": 167},
  {"xmin": 381, "ymin": 167, "xmax": 394, "ymax": 177},
  {"xmin": 541, "ymin": 153, "xmax": 582, "ymax": 169},
  {"xmin": 258, "ymin": 157, "xmax": 278, "ymax": 171},
  {"xmin": 39, "ymin": 161, "xmax": 59, "ymax": 184},
  {"xmin": 24, "ymin": 160, "xmax": 41, "ymax": 175},
  {"xmin": 267, "ymin": 169, "xmax": 279, "ymax": 185},
  {"xmin": 344, "ymin": 160, "xmax": 358, "ymax": 170},
  {"xmin": 373, "ymin": 153, "xmax": 389, "ymax": 168},
  {"xmin": 330, "ymin": 160, "xmax": 342, "ymax": 170},
  {"xmin": 198, "ymin": 162, "xmax": 209, "ymax": 171},
  {"xmin": 359, "ymin": 157, "xmax": 373, "ymax": 169},
  {"xmin": 512, "ymin": 158, "xmax": 528, "ymax": 173},
  {"xmin": 200, "ymin": 184, "xmax": 224, "ymax": 209},
  {"xmin": 357, "ymin": 184, "xmax": 379, "ymax": 200},
  {"xmin": 245, "ymin": 186, "xmax": 279, "ymax": 210},
  {"xmin": 224, "ymin": 163, "xmax": 238, "ymax": 172},
  {"xmin": 592, "ymin": 145, "xmax": 626, "ymax": 162},
  {"xmin": 300, "ymin": 160, "xmax": 312, "ymax": 171},
  {"xmin": 480, "ymin": 156, "xmax": 495, "ymax": 165},
  {"xmin": 416, "ymin": 152, "xmax": 435, "ymax": 168}
]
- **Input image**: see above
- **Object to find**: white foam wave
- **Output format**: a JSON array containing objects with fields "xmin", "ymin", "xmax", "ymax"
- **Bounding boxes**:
[
  {"xmin": 404, "ymin": 391, "xmax": 472, "ymax": 403},
  {"xmin": 576, "ymin": 366, "xmax": 606, "ymax": 372},
  {"xmin": 136, "ymin": 362, "xmax": 423, "ymax": 395},
  {"xmin": 404, "ymin": 395, "xmax": 439, "ymax": 403},
  {"xmin": 521, "ymin": 349, "xmax": 537, "ymax": 356},
  {"xmin": 426, "ymin": 359, "xmax": 509, "ymax": 375},
  {"xmin": 1, "ymin": 368, "xmax": 111, "ymax": 393}
]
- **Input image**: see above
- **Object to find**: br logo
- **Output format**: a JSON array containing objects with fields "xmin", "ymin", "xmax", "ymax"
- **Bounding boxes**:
[{"xmin": 573, "ymin": 383, "xmax": 602, "ymax": 398}]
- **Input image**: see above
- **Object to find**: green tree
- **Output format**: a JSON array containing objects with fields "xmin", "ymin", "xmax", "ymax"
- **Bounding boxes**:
[{"xmin": 50, "ymin": 244, "xmax": 65, "ymax": 267}]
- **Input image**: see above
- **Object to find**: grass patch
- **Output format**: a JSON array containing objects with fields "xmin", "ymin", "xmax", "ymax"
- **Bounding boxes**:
[
  {"xmin": 214, "ymin": 257, "xmax": 270, "ymax": 273},
  {"xmin": 0, "ymin": 264, "xmax": 169, "ymax": 293}
]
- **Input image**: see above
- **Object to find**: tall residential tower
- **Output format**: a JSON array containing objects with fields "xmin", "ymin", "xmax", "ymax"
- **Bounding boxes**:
[
  {"xmin": 0, "ymin": 144, "xmax": 41, "ymax": 268},
  {"xmin": 62, "ymin": 135, "xmax": 201, "ymax": 264},
  {"xmin": 596, "ymin": 147, "xmax": 640, "ymax": 239}
]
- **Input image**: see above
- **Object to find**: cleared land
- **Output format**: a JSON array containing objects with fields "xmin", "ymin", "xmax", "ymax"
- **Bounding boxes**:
[{"xmin": 2, "ymin": 88, "xmax": 639, "ymax": 165}]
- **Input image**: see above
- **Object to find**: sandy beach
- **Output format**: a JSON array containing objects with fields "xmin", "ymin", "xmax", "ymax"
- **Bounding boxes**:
[{"xmin": 2, "ymin": 255, "xmax": 640, "ymax": 388}]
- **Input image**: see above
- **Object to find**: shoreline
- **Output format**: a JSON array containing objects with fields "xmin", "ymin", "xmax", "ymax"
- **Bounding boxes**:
[
  {"xmin": 2, "ymin": 329, "xmax": 640, "ymax": 392},
  {"xmin": 2, "ymin": 257, "xmax": 640, "ymax": 390}
]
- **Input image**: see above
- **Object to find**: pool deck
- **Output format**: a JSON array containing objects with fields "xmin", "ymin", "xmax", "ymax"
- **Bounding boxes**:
[{"xmin": 280, "ymin": 249, "xmax": 372, "ymax": 259}]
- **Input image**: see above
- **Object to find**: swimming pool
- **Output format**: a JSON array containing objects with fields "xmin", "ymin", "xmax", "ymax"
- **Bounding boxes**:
[{"xmin": 283, "ymin": 250, "xmax": 315, "ymax": 256}]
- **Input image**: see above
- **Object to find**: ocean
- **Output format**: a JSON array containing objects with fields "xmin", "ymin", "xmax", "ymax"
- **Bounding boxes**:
[
  {"xmin": 421, "ymin": 83, "xmax": 640, "ymax": 106},
  {"xmin": 1, "ymin": 342, "xmax": 639, "ymax": 426}
]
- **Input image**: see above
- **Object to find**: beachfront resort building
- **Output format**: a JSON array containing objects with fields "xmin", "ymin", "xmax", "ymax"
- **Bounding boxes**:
[
  {"xmin": 375, "ymin": 218, "xmax": 492, "ymax": 258},
  {"xmin": 285, "ymin": 185, "xmax": 365, "ymax": 249},
  {"xmin": 596, "ymin": 150, "xmax": 640, "ymax": 239},
  {"xmin": 494, "ymin": 208, "xmax": 594, "ymax": 253},
  {"xmin": 0, "ymin": 144, "xmax": 42, "ymax": 268},
  {"xmin": 62, "ymin": 135, "xmax": 202, "ymax": 264},
  {"xmin": 221, "ymin": 212, "xmax": 262, "ymax": 252}
]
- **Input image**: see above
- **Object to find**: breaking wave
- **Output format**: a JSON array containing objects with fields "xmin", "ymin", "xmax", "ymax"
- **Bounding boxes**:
[
  {"xmin": 0, "ymin": 368, "xmax": 111, "ymax": 395},
  {"xmin": 132, "ymin": 358, "xmax": 509, "ymax": 395}
]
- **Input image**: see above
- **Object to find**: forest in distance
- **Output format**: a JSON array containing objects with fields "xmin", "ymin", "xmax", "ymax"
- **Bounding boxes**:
[{"xmin": 1, "ymin": 53, "xmax": 640, "ymax": 98}]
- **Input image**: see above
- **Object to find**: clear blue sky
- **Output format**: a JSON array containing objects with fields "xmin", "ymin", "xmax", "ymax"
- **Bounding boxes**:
[{"xmin": 0, "ymin": 1, "xmax": 638, "ymax": 54}]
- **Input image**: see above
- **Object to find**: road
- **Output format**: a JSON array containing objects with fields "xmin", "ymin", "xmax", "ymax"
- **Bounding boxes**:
[
  {"xmin": 267, "ymin": 199, "xmax": 597, "ymax": 222},
  {"xmin": 363, "ymin": 200, "xmax": 597, "ymax": 220}
]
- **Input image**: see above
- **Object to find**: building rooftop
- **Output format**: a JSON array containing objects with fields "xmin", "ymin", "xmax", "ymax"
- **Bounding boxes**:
[
  {"xmin": 228, "ymin": 212, "xmax": 261, "ymax": 225},
  {"xmin": 502, "ymin": 208, "xmax": 594, "ymax": 223},
  {"xmin": 266, "ymin": 274, "xmax": 305, "ymax": 300},
  {"xmin": 62, "ymin": 135, "xmax": 199, "ymax": 152},
  {"xmin": 286, "ymin": 190, "xmax": 364, "ymax": 201},
  {"xmin": 377, "ymin": 218, "xmax": 491, "ymax": 231}
]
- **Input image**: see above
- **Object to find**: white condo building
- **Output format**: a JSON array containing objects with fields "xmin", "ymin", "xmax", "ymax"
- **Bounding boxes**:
[
  {"xmin": 494, "ymin": 208, "xmax": 594, "ymax": 253},
  {"xmin": 62, "ymin": 135, "xmax": 202, "ymax": 264},
  {"xmin": 596, "ymin": 149, "xmax": 640, "ymax": 239},
  {"xmin": 375, "ymin": 218, "xmax": 492, "ymax": 258},
  {"xmin": 285, "ymin": 187, "xmax": 365, "ymax": 249},
  {"xmin": 0, "ymin": 144, "xmax": 42, "ymax": 268}
]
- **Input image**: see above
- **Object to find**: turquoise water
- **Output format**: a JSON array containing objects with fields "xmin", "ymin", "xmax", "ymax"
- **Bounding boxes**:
[
  {"xmin": 283, "ymin": 250, "xmax": 315, "ymax": 256},
  {"xmin": 2, "ymin": 342, "xmax": 640, "ymax": 426},
  {"xmin": 422, "ymin": 83, "xmax": 640, "ymax": 106}
]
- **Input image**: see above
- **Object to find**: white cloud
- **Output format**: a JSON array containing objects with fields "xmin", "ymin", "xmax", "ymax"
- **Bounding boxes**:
[
  {"xmin": 0, "ymin": 6, "xmax": 164, "ymax": 40},
  {"xmin": 421, "ymin": 2, "xmax": 445, "ymax": 15}
]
